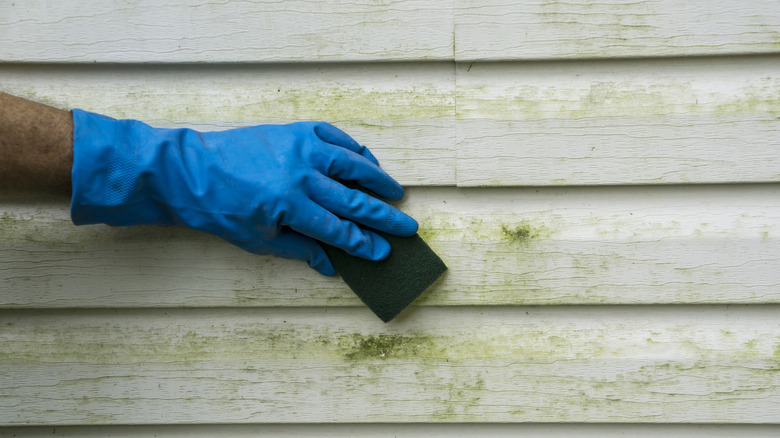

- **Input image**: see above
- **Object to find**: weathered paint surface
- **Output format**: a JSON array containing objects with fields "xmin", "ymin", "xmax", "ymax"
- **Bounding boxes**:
[
  {"xmin": 2, "ymin": 307, "xmax": 779, "ymax": 424},
  {"xmin": 455, "ymin": 0, "xmax": 780, "ymax": 60},
  {"xmin": 2, "ymin": 185, "xmax": 778, "ymax": 308},
  {"xmin": 3, "ymin": 56, "xmax": 779, "ymax": 187},
  {"xmin": 0, "ymin": 63, "xmax": 456, "ymax": 186},
  {"xmin": 0, "ymin": 0, "xmax": 454, "ymax": 63},
  {"xmin": 456, "ymin": 57, "xmax": 780, "ymax": 186},
  {"xmin": 2, "ymin": 0, "xmax": 780, "ymax": 430},
  {"xmin": 3, "ymin": 424, "xmax": 780, "ymax": 437},
  {"xmin": 3, "ymin": 0, "xmax": 780, "ymax": 62},
  {"xmin": 457, "ymin": 68, "xmax": 780, "ymax": 120}
]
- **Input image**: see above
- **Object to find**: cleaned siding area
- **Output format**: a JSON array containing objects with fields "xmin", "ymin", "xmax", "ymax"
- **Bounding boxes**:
[{"xmin": 1, "ymin": 0, "xmax": 780, "ymax": 435}]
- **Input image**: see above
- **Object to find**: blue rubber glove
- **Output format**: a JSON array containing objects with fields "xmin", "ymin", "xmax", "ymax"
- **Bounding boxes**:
[{"xmin": 70, "ymin": 109, "xmax": 418, "ymax": 276}]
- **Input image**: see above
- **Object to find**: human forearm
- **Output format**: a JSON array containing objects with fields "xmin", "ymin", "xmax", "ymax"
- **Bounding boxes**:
[{"xmin": 0, "ymin": 92, "xmax": 73, "ymax": 193}]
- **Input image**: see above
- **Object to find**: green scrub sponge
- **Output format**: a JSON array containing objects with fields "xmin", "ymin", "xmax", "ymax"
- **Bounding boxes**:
[{"xmin": 323, "ymin": 231, "xmax": 447, "ymax": 322}]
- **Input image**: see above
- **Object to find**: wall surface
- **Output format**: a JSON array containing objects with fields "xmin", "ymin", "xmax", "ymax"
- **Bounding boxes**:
[{"xmin": 1, "ymin": 0, "xmax": 780, "ymax": 435}]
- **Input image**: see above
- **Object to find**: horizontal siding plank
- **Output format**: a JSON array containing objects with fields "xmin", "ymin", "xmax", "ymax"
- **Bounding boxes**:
[
  {"xmin": 2, "ymin": 185, "xmax": 777, "ymax": 309},
  {"xmin": 0, "ymin": 63, "xmax": 455, "ymax": 186},
  {"xmin": 5, "ymin": 0, "xmax": 780, "ymax": 64},
  {"xmin": 456, "ymin": 57, "xmax": 780, "ymax": 186},
  {"xmin": 1, "ymin": 306, "xmax": 779, "ymax": 424},
  {"xmin": 455, "ymin": 0, "xmax": 780, "ymax": 60},
  {"xmin": 4, "ymin": 424, "xmax": 780, "ymax": 437},
  {"xmin": 3, "ymin": 56, "xmax": 779, "ymax": 188},
  {"xmin": 0, "ymin": 0, "xmax": 453, "ymax": 63}
]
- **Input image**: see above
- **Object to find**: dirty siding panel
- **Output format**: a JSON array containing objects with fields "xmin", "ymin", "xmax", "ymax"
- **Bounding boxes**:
[
  {"xmin": 3, "ymin": 0, "xmax": 780, "ymax": 431},
  {"xmin": 0, "ymin": 63, "xmax": 456, "ymax": 186},
  {"xmin": 2, "ymin": 307, "xmax": 779, "ymax": 424},
  {"xmin": 456, "ymin": 57, "xmax": 780, "ymax": 186},
  {"xmin": 4, "ymin": 424, "xmax": 780, "ymax": 437},
  {"xmin": 3, "ymin": 56, "xmax": 779, "ymax": 188},
  {"xmin": 455, "ymin": 0, "xmax": 780, "ymax": 60},
  {"xmin": 6, "ymin": 0, "xmax": 780, "ymax": 63},
  {"xmin": 1, "ymin": 185, "xmax": 778, "ymax": 308},
  {"xmin": 0, "ymin": 0, "xmax": 454, "ymax": 63}
]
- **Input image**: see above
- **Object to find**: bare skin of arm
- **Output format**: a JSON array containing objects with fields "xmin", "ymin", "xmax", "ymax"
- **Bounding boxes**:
[{"xmin": 0, "ymin": 92, "xmax": 73, "ymax": 194}]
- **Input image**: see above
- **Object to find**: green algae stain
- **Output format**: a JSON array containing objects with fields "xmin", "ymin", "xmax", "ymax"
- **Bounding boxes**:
[
  {"xmin": 0, "ymin": 211, "xmax": 64, "ymax": 246},
  {"xmin": 337, "ymin": 333, "xmax": 440, "ymax": 361},
  {"xmin": 0, "ymin": 212, "xmax": 15, "ymax": 237},
  {"xmin": 501, "ymin": 224, "xmax": 534, "ymax": 242},
  {"xmin": 107, "ymin": 84, "xmax": 453, "ymax": 126},
  {"xmin": 178, "ymin": 330, "xmax": 221, "ymax": 357},
  {"xmin": 429, "ymin": 372, "xmax": 488, "ymax": 421},
  {"xmin": 417, "ymin": 214, "xmax": 553, "ymax": 245},
  {"xmin": 500, "ymin": 222, "xmax": 551, "ymax": 244},
  {"xmin": 458, "ymin": 78, "xmax": 780, "ymax": 121}
]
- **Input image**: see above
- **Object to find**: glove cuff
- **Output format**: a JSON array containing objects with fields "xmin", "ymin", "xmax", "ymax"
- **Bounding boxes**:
[{"xmin": 70, "ymin": 109, "xmax": 171, "ymax": 226}]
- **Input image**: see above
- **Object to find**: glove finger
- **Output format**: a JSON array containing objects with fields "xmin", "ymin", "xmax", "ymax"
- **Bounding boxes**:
[
  {"xmin": 287, "ymin": 200, "xmax": 392, "ymax": 261},
  {"xmin": 226, "ymin": 230, "xmax": 336, "ymax": 276},
  {"xmin": 316, "ymin": 144, "xmax": 405, "ymax": 202},
  {"xmin": 309, "ymin": 176, "xmax": 418, "ymax": 236},
  {"xmin": 314, "ymin": 122, "xmax": 380, "ymax": 166}
]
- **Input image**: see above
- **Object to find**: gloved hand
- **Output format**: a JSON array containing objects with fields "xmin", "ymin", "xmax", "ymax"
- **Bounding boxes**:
[{"xmin": 70, "ymin": 109, "xmax": 418, "ymax": 276}]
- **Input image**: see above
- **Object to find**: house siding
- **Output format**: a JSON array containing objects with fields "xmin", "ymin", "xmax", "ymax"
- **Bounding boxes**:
[{"xmin": 1, "ymin": 0, "xmax": 779, "ymax": 434}]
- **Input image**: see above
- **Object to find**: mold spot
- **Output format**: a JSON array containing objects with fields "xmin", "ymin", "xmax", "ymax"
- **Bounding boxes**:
[
  {"xmin": 339, "ymin": 333, "xmax": 438, "ymax": 361},
  {"xmin": 501, "ymin": 224, "xmax": 537, "ymax": 243}
]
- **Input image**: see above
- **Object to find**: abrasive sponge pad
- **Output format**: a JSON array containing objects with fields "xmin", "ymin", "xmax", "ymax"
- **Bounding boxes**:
[{"xmin": 323, "ymin": 231, "xmax": 447, "ymax": 322}]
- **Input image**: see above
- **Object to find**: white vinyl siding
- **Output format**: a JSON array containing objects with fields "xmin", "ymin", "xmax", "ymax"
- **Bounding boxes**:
[{"xmin": 1, "ymin": 0, "xmax": 779, "ymax": 434}]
